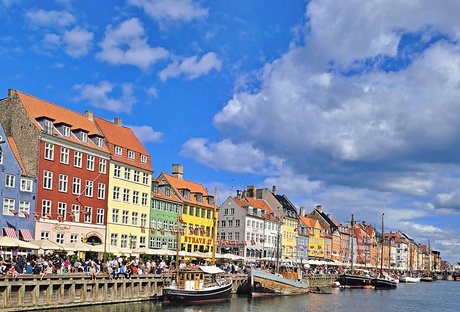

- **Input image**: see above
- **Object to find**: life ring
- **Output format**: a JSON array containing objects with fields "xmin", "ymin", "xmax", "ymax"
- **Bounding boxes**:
[{"xmin": 255, "ymin": 282, "xmax": 261, "ymax": 289}]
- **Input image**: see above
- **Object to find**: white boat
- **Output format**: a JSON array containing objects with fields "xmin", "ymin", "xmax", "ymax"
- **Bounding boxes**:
[{"xmin": 399, "ymin": 275, "xmax": 420, "ymax": 283}]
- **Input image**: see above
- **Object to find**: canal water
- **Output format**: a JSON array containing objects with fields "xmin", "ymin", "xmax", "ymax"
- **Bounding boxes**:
[{"xmin": 44, "ymin": 280, "xmax": 459, "ymax": 312}]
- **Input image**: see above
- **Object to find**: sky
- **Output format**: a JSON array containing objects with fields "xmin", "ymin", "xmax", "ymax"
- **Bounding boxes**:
[{"xmin": 1, "ymin": 0, "xmax": 460, "ymax": 262}]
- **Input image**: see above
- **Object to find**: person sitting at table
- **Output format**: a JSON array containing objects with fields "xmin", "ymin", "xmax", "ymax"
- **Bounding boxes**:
[{"xmin": 7, "ymin": 264, "xmax": 19, "ymax": 281}]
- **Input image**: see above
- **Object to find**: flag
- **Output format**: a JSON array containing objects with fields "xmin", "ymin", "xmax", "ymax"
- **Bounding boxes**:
[
  {"xmin": 150, "ymin": 227, "xmax": 155, "ymax": 234},
  {"xmin": 169, "ymin": 228, "xmax": 176, "ymax": 235},
  {"xmin": 22, "ymin": 212, "xmax": 30, "ymax": 219},
  {"xmin": 160, "ymin": 228, "xmax": 165, "ymax": 235},
  {"xmin": 199, "ymin": 227, "xmax": 205, "ymax": 235},
  {"xmin": 189, "ymin": 227, "xmax": 195, "ymax": 235},
  {"xmin": 33, "ymin": 212, "xmax": 41, "ymax": 221},
  {"xmin": 57, "ymin": 214, "xmax": 64, "ymax": 222},
  {"xmin": 6, "ymin": 221, "xmax": 16, "ymax": 230},
  {"xmin": 242, "ymin": 240, "xmax": 247, "ymax": 246},
  {"xmin": 69, "ymin": 211, "xmax": 75, "ymax": 222},
  {"xmin": 260, "ymin": 238, "xmax": 264, "ymax": 243},
  {"xmin": 178, "ymin": 216, "xmax": 184, "ymax": 223},
  {"xmin": 216, "ymin": 238, "xmax": 221, "ymax": 245},
  {"xmin": 140, "ymin": 226, "xmax": 145, "ymax": 233},
  {"xmin": 9, "ymin": 209, "xmax": 18, "ymax": 216},
  {"xmin": 82, "ymin": 211, "xmax": 91, "ymax": 216},
  {"xmin": 180, "ymin": 229, "xmax": 185, "ymax": 235},
  {"xmin": 251, "ymin": 240, "xmax": 255, "ymax": 245},
  {"xmin": 45, "ymin": 213, "xmax": 54, "ymax": 220},
  {"xmin": 233, "ymin": 241, "xmax": 238, "ymax": 247}
]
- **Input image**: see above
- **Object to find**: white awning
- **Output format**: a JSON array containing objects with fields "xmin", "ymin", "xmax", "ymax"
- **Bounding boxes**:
[{"xmin": 199, "ymin": 265, "xmax": 224, "ymax": 274}]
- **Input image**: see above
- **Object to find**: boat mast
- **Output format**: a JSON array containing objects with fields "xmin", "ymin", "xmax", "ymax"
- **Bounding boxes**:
[
  {"xmin": 211, "ymin": 187, "xmax": 218, "ymax": 265},
  {"xmin": 350, "ymin": 214, "xmax": 354, "ymax": 273},
  {"xmin": 175, "ymin": 213, "xmax": 181, "ymax": 285},
  {"xmin": 379, "ymin": 211, "xmax": 384, "ymax": 277},
  {"xmin": 275, "ymin": 216, "xmax": 282, "ymax": 274}
]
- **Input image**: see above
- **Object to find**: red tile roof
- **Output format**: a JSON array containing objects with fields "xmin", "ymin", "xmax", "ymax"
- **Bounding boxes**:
[{"xmin": 160, "ymin": 173, "xmax": 213, "ymax": 208}]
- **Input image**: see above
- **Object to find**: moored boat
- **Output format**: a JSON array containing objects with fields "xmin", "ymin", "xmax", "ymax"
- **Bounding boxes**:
[
  {"xmin": 399, "ymin": 275, "xmax": 420, "ymax": 283},
  {"xmin": 162, "ymin": 265, "xmax": 233, "ymax": 303},
  {"xmin": 372, "ymin": 273, "xmax": 398, "ymax": 289},
  {"xmin": 249, "ymin": 267, "xmax": 309, "ymax": 296},
  {"xmin": 336, "ymin": 272, "xmax": 373, "ymax": 288}
]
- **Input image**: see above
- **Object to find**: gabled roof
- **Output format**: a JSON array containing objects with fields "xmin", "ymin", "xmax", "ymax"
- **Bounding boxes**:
[
  {"xmin": 7, "ymin": 136, "xmax": 27, "ymax": 176},
  {"xmin": 151, "ymin": 179, "xmax": 182, "ymax": 204},
  {"xmin": 16, "ymin": 91, "xmax": 107, "ymax": 152},
  {"xmin": 244, "ymin": 196, "xmax": 277, "ymax": 221},
  {"xmin": 160, "ymin": 173, "xmax": 213, "ymax": 209},
  {"xmin": 94, "ymin": 116, "xmax": 152, "ymax": 171},
  {"xmin": 274, "ymin": 194, "xmax": 297, "ymax": 216}
]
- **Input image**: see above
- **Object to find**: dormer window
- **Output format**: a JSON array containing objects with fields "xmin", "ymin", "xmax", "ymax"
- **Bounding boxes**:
[
  {"xmin": 196, "ymin": 193, "xmax": 202, "ymax": 203},
  {"xmin": 165, "ymin": 185, "xmax": 170, "ymax": 196},
  {"xmin": 115, "ymin": 146, "xmax": 122, "ymax": 156},
  {"xmin": 152, "ymin": 181, "xmax": 158, "ymax": 194},
  {"xmin": 128, "ymin": 150, "xmax": 135, "ymax": 160},
  {"xmin": 44, "ymin": 120, "xmax": 53, "ymax": 134},
  {"xmin": 96, "ymin": 137, "xmax": 103, "ymax": 148},
  {"xmin": 80, "ymin": 132, "xmax": 87, "ymax": 143},
  {"xmin": 62, "ymin": 125, "xmax": 70, "ymax": 137},
  {"xmin": 140, "ymin": 154, "xmax": 147, "ymax": 164}
]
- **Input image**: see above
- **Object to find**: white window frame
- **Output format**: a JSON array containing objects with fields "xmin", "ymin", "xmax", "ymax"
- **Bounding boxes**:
[
  {"xmin": 43, "ymin": 170, "xmax": 53, "ymax": 190},
  {"xmin": 42, "ymin": 199, "xmax": 51, "ymax": 216},
  {"xmin": 114, "ymin": 164, "xmax": 121, "ymax": 178},
  {"xmin": 128, "ymin": 150, "xmax": 135, "ymax": 160},
  {"xmin": 5, "ymin": 174, "xmax": 15, "ymax": 188},
  {"xmin": 57, "ymin": 202, "xmax": 67, "ymax": 220},
  {"xmin": 85, "ymin": 180, "xmax": 93, "ymax": 198},
  {"xmin": 142, "ymin": 193, "xmax": 148, "ymax": 206},
  {"xmin": 72, "ymin": 177, "xmax": 81, "ymax": 195},
  {"xmin": 74, "ymin": 151, "xmax": 82, "ymax": 168},
  {"xmin": 41, "ymin": 231, "xmax": 50, "ymax": 240},
  {"xmin": 60, "ymin": 147, "xmax": 69, "ymax": 164},
  {"xmin": 58, "ymin": 174, "xmax": 68, "ymax": 193},
  {"xmin": 86, "ymin": 155, "xmax": 95, "ymax": 171},
  {"xmin": 115, "ymin": 146, "xmax": 122, "ymax": 156},
  {"xmin": 140, "ymin": 154, "xmax": 147, "ymax": 164},
  {"xmin": 80, "ymin": 132, "xmax": 87, "ymax": 143},
  {"xmin": 62, "ymin": 125, "xmax": 70, "ymax": 138},
  {"xmin": 113, "ymin": 186, "xmax": 120, "ymax": 201},
  {"xmin": 56, "ymin": 233, "xmax": 65, "ymax": 244},
  {"xmin": 133, "ymin": 191, "xmax": 139, "ymax": 204},
  {"xmin": 112, "ymin": 208, "xmax": 119, "ymax": 223},
  {"xmin": 143, "ymin": 172, "xmax": 149, "ymax": 185},
  {"xmin": 122, "ymin": 210, "xmax": 129, "ymax": 224},
  {"xmin": 70, "ymin": 234, "xmax": 78, "ymax": 243},
  {"xmin": 132, "ymin": 212, "xmax": 138, "ymax": 226},
  {"xmin": 3, "ymin": 198, "xmax": 15, "ymax": 215},
  {"xmin": 99, "ymin": 158, "xmax": 107, "ymax": 174},
  {"xmin": 134, "ymin": 170, "xmax": 140, "ymax": 183},
  {"xmin": 20, "ymin": 178, "xmax": 33, "ymax": 192},
  {"xmin": 71, "ymin": 204, "xmax": 80, "ymax": 222},
  {"xmin": 97, "ymin": 183, "xmax": 106, "ymax": 200},
  {"xmin": 44, "ymin": 120, "xmax": 53, "ymax": 135},
  {"xmin": 123, "ymin": 189, "xmax": 130, "ymax": 203},
  {"xmin": 84, "ymin": 206, "xmax": 92, "ymax": 223},
  {"xmin": 96, "ymin": 208, "xmax": 104, "ymax": 224},
  {"xmin": 124, "ymin": 167, "xmax": 130, "ymax": 180},
  {"xmin": 44, "ymin": 142, "xmax": 54, "ymax": 160},
  {"xmin": 19, "ymin": 201, "xmax": 30, "ymax": 217}
]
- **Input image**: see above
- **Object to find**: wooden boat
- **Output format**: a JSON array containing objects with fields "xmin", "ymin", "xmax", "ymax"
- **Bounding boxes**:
[
  {"xmin": 163, "ymin": 187, "xmax": 232, "ymax": 304},
  {"xmin": 420, "ymin": 276, "xmax": 434, "ymax": 282},
  {"xmin": 162, "ymin": 265, "xmax": 233, "ymax": 304},
  {"xmin": 249, "ymin": 266, "xmax": 309, "ymax": 296},
  {"xmin": 372, "ymin": 212, "xmax": 397, "ymax": 289}
]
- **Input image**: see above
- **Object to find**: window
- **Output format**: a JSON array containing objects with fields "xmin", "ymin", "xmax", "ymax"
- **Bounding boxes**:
[
  {"xmin": 44, "ymin": 120, "xmax": 53, "ymax": 134},
  {"xmin": 228, "ymin": 220, "xmax": 233, "ymax": 227},
  {"xmin": 221, "ymin": 220, "xmax": 226, "ymax": 227},
  {"xmin": 96, "ymin": 137, "xmax": 103, "ymax": 148},
  {"xmin": 72, "ymin": 177, "xmax": 81, "ymax": 195},
  {"xmin": 85, "ymin": 180, "xmax": 93, "ymax": 197},
  {"xmin": 71, "ymin": 204, "xmax": 80, "ymax": 222},
  {"xmin": 86, "ymin": 155, "xmax": 95, "ymax": 171},
  {"xmin": 80, "ymin": 132, "xmax": 87, "ymax": 143},
  {"xmin": 123, "ymin": 189, "xmax": 130, "ymax": 202},
  {"xmin": 111, "ymin": 234, "xmax": 118, "ymax": 246},
  {"xmin": 113, "ymin": 186, "xmax": 120, "ymax": 201},
  {"xmin": 44, "ymin": 142, "xmax": 54, "ymax": 160},
  {"xmin": 134, "ymin": 170, "xmax": 140, "ymax": 183},
  {"xmin": 99, "ymin": 159, "xmax": 107, "ymax": 174},
  {"xmin": 0, "ymin": 150, "xmax": 3, "ymax": 164},
  {"xmin": 19, "ymin": 201, "xmax": 30, "ymax": 217},
  {"xmin": 56, "ymin": 233, "xmax": 64, "ymax": 244},
  {"xmin": 62, "ymin": 125, "xmax": 70, "ymax": 138},
  {"xmin": 70, "ymin": 234, "xmax": 78, "ymax": 243},
  {"xmin": 195, "ymin": 207, "xmax": 200, "ymax": 217},
  {"xmin": 43, "ymin": 170, "xmax": 53, "ymax": 190},
  {"xmin": 120, "ymin": 234, "xmax": 128, "ymax": 248},
  {"xmin": 133, "ymin": 191, "xmax": 139, "ymax": 204},
  {"xmin": 189, "ymin": 206, "xmax": 194, "ymax": 216},
  {"xmin": 84, "ymin": 207, "xmax": 92, "ymax": 223},
  {"xmin": 58, "ymin": 174, "xmax": 68, "ymax": 193},
  {"xmin": 196, "ymin": 193, "xmax": 202, "ymax": 203},
  {"xmin": 57, "ymin": 202, "xmax": 66, "ymax": 221},
  {"xmin": 141, "ymin": 213, "xmax": 147, "ymax": 227},
  {"xmin": 115, "ymin": 146, "xmax": 122, "ymax": 156},
  {"xmin": 122, "ymin": 210, "xmax": 129, "ymax": 224},
  {"xmin": 74, "ymin": 151, "xmax": 82, "ymax": 168},
  {"xmin": 140, "ymin": 154, "xmax": 147, "ymax": 164},
  {"xmin": 113, "ymin": 165, "xmax": 121, "ymax": 178},
  {"xmin": 20, "ymin": 178, "xmax": 33, "ymax": 192},
  {"xmin": 41, "ymin": 231, "xmax": 50, "ymax": 240},
  {"xmin": 128, "ymin": 150, "xmax": 135, "ymax": 160},
  {"xmin": 98, "ymin": 183, "xmax": 106, "ymax": 199},
  {"xmin": 140, "ymin": 236, "xmax": 146, "ymax": 248},
  {"xmin": 165, "ymin": 185, "xmax": 170, "ymax": 196},
  {"xmin": 3, "ymin": 198, "xmax": 15, "ymax": 215},
  {"xmin": 60, "ymin": 147, "xmax": 69, "ymax": 164},
  {"xmin": 132, "ymin": 212, "xmax": 138, "ymax": 225},
  {"xmin": 142, "ymin": 193, "xmax": 148, "ymax": 206},
  {"xmin": 5, "ymin": 174, "xmax": 15, "ymax": 188},
  {"xmin": 112, "ymin": 209, "xmax": 119, "ymax": 223},
  {"xmin": 124, "ymin": 168, "xmax": 130, "ymax": 180},
  {"xmin": 96, "ymin": 208, "xmax": 104, "ymax": 224},
  {"xmin": 143, "ymin": 172, "xmax": 149, "ymax": 185},
  {"xmin": 235, "ymin": 220, "xmax": 240, "ymax": 227},
  {"xmin": 42, "ymin": 199, "xmax": 51, "ymax": 216}
]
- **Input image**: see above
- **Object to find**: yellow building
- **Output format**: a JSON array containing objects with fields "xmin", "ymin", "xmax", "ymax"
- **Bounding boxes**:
[
  {"xmin": 94, "ymin": 117, "xmax": 153, "ymax": 253},
  {"xmin": 303, "ymin": 217, "xmax": 324, "ymax": 259},
  {"xmin": 159, "ymin": 165, "xmax": 217, "ymax": 254}
]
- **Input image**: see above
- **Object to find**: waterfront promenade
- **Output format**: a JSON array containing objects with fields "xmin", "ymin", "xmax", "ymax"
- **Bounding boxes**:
[{"xmin": 0, "ymin": 272, "xmax": 336, "ymax": 311}]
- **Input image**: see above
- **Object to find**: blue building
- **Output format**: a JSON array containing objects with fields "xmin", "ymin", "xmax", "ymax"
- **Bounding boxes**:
[{"xmin": 0, "ymin": 122, "xmax": 36, "ymax": 242}]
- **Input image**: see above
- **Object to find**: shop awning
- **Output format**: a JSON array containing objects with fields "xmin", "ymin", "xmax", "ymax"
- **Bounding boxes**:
[
  {"xmin": 19, "ymin": 229, "xmax": 34, "ymax": 241},
  {"xmin": 3, "ymin": 227, "xmax": 18, "ymax": 239}
]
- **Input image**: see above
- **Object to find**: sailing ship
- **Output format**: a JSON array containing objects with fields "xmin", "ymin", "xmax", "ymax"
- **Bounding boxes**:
[
  {"xmin": 162, "ymin": 188, "xmax": 233, "ymax": 303},
  {"xmin": 248, "ymin": 217, "xmax": 309, "ymax": 296},
  {"xmin": 420, "ymin": 240, "xmax": 434, "ymax": 282},
  {"xmin": 336, "ymin": 214, "xmax": 373, "ymax": 288},
  {"xmin": 371, "ymin": 212, "xmax": 397, "ymax": 289},
  {"xmin": 399, "ymin": 244, "xmax": 420, "ymax": 283}
]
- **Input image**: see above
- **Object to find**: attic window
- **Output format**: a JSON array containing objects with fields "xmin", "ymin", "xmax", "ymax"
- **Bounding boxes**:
[
  {"xmin": 62, "ymin": 126, "xmax": 70, "ymax": 137},
  {"xmin": 128, "ymin": 150, "xmax": 135, "ymax": 160},
  {"xmin": 96, "ymin": 137, "xmax": 103, "ymax": 148},
  {"xmin": 183, "ymin": 189, "xmax": 190, "ymax": 200},
  {"xmin": 196, "ymin": 193, "xmax": 202, "ymax": 203},
  {"xmin": 80, "ymin": 132, "xmax": 87, "ymax": 143},
  {"xmin": 44, "ymin": 120, "xmax": 53, "ymax": 134},
  {"xmin": 115, "ymin": 146, "xmax": 122, "ymax": 156},
  {"xmin": 140, "ymin": 154, "xmax": 147, "ymax": 164}
]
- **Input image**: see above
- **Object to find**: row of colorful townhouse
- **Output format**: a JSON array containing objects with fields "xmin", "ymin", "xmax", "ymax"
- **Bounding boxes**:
[
  {"xmin": 0, "ymin": 89, "xmax": 440, "ymax": 270},
  {"xmin": 0, "ymin": 89, "xmax": 218, "ymax": 257},
  {"xmin": 216, "ymin": 185, "xmax": 439, "ymax": 271}
]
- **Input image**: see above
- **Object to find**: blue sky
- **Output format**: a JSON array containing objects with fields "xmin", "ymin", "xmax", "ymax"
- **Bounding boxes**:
[{"xmin": 1, "ymin": 0, "xmax": 460, "ymax": 262}]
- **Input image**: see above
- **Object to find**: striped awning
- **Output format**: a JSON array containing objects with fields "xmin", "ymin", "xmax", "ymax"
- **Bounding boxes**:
[
  {"xmin": 19, "ymin": 229, "xmax": 34, "ymax": 241},
  {"xmin": 3, "ymin": 227, "xmax": 18, "ymax": 239}
]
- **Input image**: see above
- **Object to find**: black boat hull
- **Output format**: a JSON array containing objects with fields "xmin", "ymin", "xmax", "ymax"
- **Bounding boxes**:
[
  {"xmin": 372, "ymin": 278, "xmax": 397, "ymax": 289},
  {"xmin": 163, "ymin": 282, "xmax": 233, "ymax": 304},
  {"xmin": 337, "ymin": 273, "xmax": 373, "ymax": 288}
]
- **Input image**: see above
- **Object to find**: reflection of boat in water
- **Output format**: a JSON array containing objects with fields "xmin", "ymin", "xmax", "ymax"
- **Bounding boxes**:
[
  {"xmin": 162, "ymin": 265, "xmax": 233, "ymax": 303},
  {"xmin": 310, "ymin": 287, "xmax": 332, "ymax": 294},
  {"xmin": 249, "ymin": 265, "xmax": 309, "ymax": 296}
]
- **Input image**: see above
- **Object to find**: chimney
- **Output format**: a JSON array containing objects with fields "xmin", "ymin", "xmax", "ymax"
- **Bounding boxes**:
[
  {"xmin": 247, "ymin": 186, "xmax": 256, "ymax": 199},
  {"xmin": 8, "ymin": 89, "xmax": 15, "ymax": 97},
  {"xmin": 327, "ymin": 214, "xmax": 331, "ymax": 219},
  {"xmin": 362, "ymin": 220, "xmax": 366, "ymax": 226},
  {"xmin": 272, "ymin": 185, "xmax": 277, "ymax": 195},
  {"xmin": 172, "ymin": 164, "xmax": 183, "ymax": 180},
  {"xmin": 114, "ymin": 117, "xmax": 122, "ymax": 126},
  {"xmin": 85, "ymin": 110, "xmax": 94, "ymax": 121},
  {"xmin": 299, "ymin": 206, "xmax": 305, "ymax": 217},
  {"xmin": 236, "ymin": 190, "xmax": 242, "ymax": 200},
  {"xmin": 316, "ymin": 205, "xmax": 322, "ymax": 213}
]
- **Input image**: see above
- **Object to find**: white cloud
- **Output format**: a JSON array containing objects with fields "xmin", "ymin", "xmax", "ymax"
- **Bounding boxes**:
[
  {"xmin": 97, "ymin": 18, "xmax": 169, "ymax": 69},
  {"xmin": 63, "ymin": 27, "xmax": 93, "ymax": 58},
  {"xmin": 73, "ymin": 81, "xmax": 137, "ymax": 114},
  {"xmin": 26, "ymin": 9, "xmax": 75, "ymax": 28},
  {"xmin": 128, "ymin": 0, "xmax": 208, "ymax": 23},
  {"xmin": 126, "ymin": 125, "xmax": 164, "ymax": 144},
  {"xmin": 159, "ymin": 52, "xmax": 222, "ymax": 80}
]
